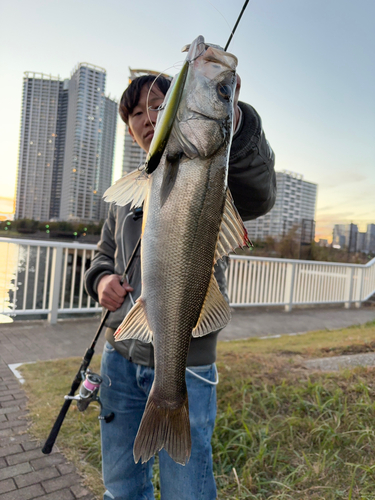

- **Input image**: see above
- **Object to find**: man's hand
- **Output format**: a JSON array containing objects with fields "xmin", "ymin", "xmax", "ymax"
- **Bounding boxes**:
[
  {"xmin": 233, "ymin": 74, "xmax": 241, "ymax": 131},
  {"xmin": 97, "ymin": 274, "xmax": 134, "ymax": 312}
]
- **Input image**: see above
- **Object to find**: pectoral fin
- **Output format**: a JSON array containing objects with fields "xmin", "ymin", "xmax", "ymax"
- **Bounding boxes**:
[
  {"xmin": 160, "ymin": 153, "xmax": 182, "ymax": 207},
  {"xmin": 103, "ymin": 169, "xmax": 149, "ymax": 208},
  {"xmin": 192, "ymin": 274, "xmax": 231, "ymax": 338},
  {"xmin": 215, "ymin": 189, "xmax": 252, "ymax": 263},
  {"xmin": 114, "ymin": 299, "xmax": 153, "ymax": 343}
]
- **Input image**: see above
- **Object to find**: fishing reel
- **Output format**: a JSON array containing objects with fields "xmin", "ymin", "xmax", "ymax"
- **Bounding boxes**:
[
  {"xmin": 132, "ymin": 207, "xmax": 143, "ymax": 220},
  {"xmin": 64, "ymin": 369, "xmax": 114, "ymax": 423}
]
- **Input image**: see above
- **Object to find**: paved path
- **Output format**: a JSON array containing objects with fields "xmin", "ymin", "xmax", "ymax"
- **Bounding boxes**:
[
  {"xmin": 220, "ymin": 304, "xmax": 375, "ymax": 340},
  {"xmin": 0, "ymin": 318, "xmax": 101, "ymax": 500},
  {"xmin": 0, "ymin": 359, "xmax": 95, "ymax": 500},
  {"xmin": 0, "ymin": 305, "xmax": 375, "ymax": 499}
]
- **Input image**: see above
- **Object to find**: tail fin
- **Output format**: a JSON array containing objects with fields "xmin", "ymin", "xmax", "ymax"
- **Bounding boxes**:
[{"xmin": 133, "ymin": 395, "xmax": 191, "ymax": 466}]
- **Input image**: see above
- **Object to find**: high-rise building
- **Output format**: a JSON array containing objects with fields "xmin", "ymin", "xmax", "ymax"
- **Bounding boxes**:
[
  {"xmin": 332, "ymin": 223, "xmax": 358, "ymax": 251},
  {"xmin": 60, "ymin": 63, "xmax": 114, "ymax": 221},
  {"xmin": 15, "ymin": 73, "xmax": 62, "ymax": 220},
  {"xmin": 50, "ymin": 79, "xmax": 69, "ymax": 219},
  {"xmin": 97, "ymin": 96, "xmax": 118, "ymax": 221},
  {"xmin": 332, "ymin": 224, "xmax": 347, "ymax": 248},
  {"xmin": 244, "ymin": 170, "xmax": 317, "ymax": 241},
  {"xmin": 356, "ymin": 232, "xmax": 367, "ymax": 253},
  {"xmin": 366, "ymin": 224, "xmax": 375, "ymax": 254},
  {"xmin": 122, "ymin": 129, "xmax": 146, "ymax": 175},
  {"xmin": 16, "ymin": 64, "xmax": 117, "ymax": 222},
  {"xmin": 346, "ymin": 224, "xmax": 358, "ymax": 252}
]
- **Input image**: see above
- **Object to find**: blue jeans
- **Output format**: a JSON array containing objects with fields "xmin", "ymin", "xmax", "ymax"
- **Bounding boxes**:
[{"xmin": 100, "ymin": 342, "xmax": 218, "ymax": 500}]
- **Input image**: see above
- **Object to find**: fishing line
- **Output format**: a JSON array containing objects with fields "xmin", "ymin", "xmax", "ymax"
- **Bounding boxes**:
[
  {"xmin": 102, "ymin": 373, "xmax": 112, "ymax": 388},
  {"xmin": 205, "ymin": 0, "xmax": 235, "ymax": 41},
  {"xmin": 187, "ymin": 42, "xmax": 207, "ymax": 63},
  {"xmin": 186, "ymin": 364, "xmax": 219, "ymax": 386},
  {"xmin": 145, "ymin": 63, "xmax": 184, "ymax": 129},
  {"xmin": 121, "ymin": 212, "xmax": 136, "ymax": 307},
  {"xmin": 145, "ymin": 0, "xmax": 250, "ymax": 127},
  {"xmin": 224, "ymin": 0, "xmax": 250, "ymax": 51}
]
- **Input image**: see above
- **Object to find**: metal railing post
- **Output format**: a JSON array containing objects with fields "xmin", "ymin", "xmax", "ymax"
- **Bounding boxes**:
[
  {"xmin": 48, "ymin": 247, "xmax": 63, "ymax": 324},
  {"xmin": 344, "ymin": 267, "xmax": 355, "ymax": 309},
  {"xmin": 284, "ymin": 262, "xmax": 296, "ymax": 312},
  {"xmin": 355, "ymin": 268, "xmax": 364, "ymax": 308}
]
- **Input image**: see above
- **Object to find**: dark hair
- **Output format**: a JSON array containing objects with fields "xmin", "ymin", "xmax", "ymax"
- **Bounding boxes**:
[{"xmin": 119, "ymin": 75, "xmax": 172, "ymax": 125}]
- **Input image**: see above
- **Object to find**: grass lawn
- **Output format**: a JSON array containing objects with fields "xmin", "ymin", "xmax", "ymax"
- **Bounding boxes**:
[{"xmin": 19, "ymin": 320, "xmax": 375, "ymax": 499}]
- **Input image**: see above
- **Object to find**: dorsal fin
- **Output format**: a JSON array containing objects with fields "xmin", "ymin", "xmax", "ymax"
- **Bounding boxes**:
[
  {"xmin": 215, "ymin": 189, "xmax": 252, "ymax": 263},
  {"xmin": 103, "ymin": 169, "xmax": 149, "ymax": 208}
]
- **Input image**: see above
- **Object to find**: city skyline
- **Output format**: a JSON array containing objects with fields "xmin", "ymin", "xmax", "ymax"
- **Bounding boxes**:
[
  {"xmin": 1, "ymin": 0, "xmax": 374, "ymax": 237},
  {"xmin": 6, "ymin": 70, "xmax": 375, "ymax": 240}
]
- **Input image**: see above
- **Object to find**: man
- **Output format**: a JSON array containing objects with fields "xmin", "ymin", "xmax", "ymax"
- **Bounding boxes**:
[{"xmin": 85, "ymin": 70, "xmax": 276, "ymax": 499}]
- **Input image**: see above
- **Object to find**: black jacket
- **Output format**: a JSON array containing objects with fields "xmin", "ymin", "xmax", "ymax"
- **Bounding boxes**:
[{"xmin": 84, "ymin": 102, "xmax": 276, "ymax": 366}]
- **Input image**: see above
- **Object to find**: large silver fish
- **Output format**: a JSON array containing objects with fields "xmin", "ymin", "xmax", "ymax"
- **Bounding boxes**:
[{"xmin": 104, "ymin": 35, "xmax": 250, "ymax": 465}]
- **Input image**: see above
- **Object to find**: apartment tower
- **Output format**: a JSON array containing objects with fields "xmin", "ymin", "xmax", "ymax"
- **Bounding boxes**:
[
  {"xmin": 122, "ymin": 129, "xmax": 146, "ymax": 175},
  {"xmin": 16, "ymin": 64, "xmax": 117, "ymax": 222},
  {"xmin": 60, "ymin": 63, "xmax": 116, "ymax": 221},
  {"xmin": 245, "ymin": 171, "xmax": 317, "ymax": 241},
  {"xmin": 15, "ymin": 73, "xmax": 63, "ymax": 220}
]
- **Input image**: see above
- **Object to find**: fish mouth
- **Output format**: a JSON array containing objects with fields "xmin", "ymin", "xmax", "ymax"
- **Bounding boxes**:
[
  {"xmin": 182, "ymin": 37, "xmax": 238, "ymax": 70},
  {"xmin": 185, "ymin": 35, "xmax": 206, "ymax": 62}
]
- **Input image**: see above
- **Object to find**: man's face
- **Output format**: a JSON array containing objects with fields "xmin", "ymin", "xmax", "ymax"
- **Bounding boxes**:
[{"xmin": 128, "ymin": 84, "xmax": 165, "ymax": 152}]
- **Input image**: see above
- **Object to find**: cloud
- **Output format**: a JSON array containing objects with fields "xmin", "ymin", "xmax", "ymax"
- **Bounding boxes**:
[
  {"xmin": 318, "ymin": 171, "xmax": 368, "ymax": 189},
  {"xmin": 0, "ymin": 197, "xmax": 14, "ymax": 214}
]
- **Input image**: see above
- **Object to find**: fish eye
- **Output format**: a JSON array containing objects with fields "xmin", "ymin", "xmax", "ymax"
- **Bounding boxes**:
[{"xmin": 218, "ymin": 84, "xmax": 232, "ymax": 101}]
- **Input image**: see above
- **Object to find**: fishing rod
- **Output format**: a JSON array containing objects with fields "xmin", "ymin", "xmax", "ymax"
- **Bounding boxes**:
[
  {"xmin": 42, "ymin": 216, "xmax": 142, "ymax": 455},
  {"xmin": 224, "ymin": 0, "xmax": 250, "ymax": 51}
]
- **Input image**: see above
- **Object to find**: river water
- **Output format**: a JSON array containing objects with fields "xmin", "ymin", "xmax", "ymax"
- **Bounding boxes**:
[
  {"xmin": 0, "ymin": 242, "xmax": 18, "ymax": 322},
  {"xmin": 0, "ymin": 240, "xmax": 93, "ymax": 323}
]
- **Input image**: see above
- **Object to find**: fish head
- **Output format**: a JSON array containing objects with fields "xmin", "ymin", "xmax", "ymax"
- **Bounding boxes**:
[{"xmin": 173, "ymin": 36, "xmax": 238, "ymax": 159}]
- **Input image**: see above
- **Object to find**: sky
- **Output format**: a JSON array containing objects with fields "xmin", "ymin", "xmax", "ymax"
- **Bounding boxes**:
[{"xmin": 0, "ymin": 0, "xmax": 374, "ymax": 240}]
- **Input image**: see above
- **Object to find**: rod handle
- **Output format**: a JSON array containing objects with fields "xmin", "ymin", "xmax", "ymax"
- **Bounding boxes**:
[{"xmin": 42, "ymin": 399, "xmax": 73, "ymax": 454}]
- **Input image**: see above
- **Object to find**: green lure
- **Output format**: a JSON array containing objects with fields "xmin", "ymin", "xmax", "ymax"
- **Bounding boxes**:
[{"xmin": 145, "ymin": 60, "xmax": 189, "ymax": 174}]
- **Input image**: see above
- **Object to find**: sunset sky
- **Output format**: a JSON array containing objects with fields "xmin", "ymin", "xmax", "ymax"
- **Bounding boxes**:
[{"xmin": 0, "ymin": 0, "xmax": 374, "ymax": 240}]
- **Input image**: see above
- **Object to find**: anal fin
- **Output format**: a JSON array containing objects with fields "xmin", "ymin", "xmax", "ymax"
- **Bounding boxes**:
[
  {"xmin": 114, "ymin": 299, "xmax": 153, "ymax": 343},
  {"xmin": 192, "ymin": 274, "xmax": 231, "ymax": 338}
]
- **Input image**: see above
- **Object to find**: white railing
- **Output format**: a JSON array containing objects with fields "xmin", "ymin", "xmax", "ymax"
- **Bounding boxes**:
[
  {"xmin": 0, "ymin": 237, "xmax": 101, "ymax": 323},
  {"xmin": 227, "ymin": 255, "xmax": 375, "ymax": 311},
  {"xmin": 1, "ymin": 237, "xmax": 375, "ymax": 324}
]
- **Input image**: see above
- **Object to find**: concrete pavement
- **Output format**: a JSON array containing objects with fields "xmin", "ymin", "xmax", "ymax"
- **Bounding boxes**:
[
  {"xmin": 220, "ymin": 304, "xmax": 375, "ymax": 341},
  {"xmin": 1, "ymin": 304, "xmax": 375, "ymax": 499},
  {"xmin": 0, "ymin": 317, "xmax": 103, "ymax": 500}
]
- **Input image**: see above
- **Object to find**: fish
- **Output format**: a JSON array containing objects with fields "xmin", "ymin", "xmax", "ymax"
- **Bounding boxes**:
[{"xmin": 103, "ymin": 35, "xmax": 251, "ymax": 465}]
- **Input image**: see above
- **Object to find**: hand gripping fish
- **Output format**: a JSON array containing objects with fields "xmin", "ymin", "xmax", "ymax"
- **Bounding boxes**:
[{"xmin": 103, "ymin": 35, "xmax": 251, "ymax": 465}]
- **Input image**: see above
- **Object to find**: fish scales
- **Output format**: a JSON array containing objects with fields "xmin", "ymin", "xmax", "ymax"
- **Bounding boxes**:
[
  {"xmin": 104, "ymin": 35, "xmax": 250, "ymax": 465},
  {"xmin": 144, "ymin": 155, "xmax": 227, "ymax": 396}
]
